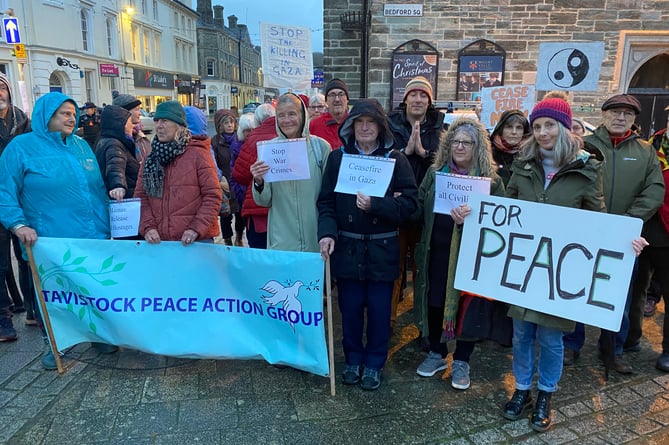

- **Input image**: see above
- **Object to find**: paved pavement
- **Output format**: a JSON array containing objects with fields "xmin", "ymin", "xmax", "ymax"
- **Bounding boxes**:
[{"xmin": 1, "ymin": 281, "xmax": 669, "ymax": 444}]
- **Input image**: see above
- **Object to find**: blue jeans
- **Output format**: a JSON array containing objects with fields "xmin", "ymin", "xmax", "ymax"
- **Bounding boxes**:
[
  {"xmin": 337, "ymin": 278, "xmax": 393, "ymax": 370},
  {"xmin": 598, "ymin": 258, "xmax": 638, "ymax": 356},
  {"xmin": 512, "ymin": 319, "xmax": 564, "ymax": 393}
]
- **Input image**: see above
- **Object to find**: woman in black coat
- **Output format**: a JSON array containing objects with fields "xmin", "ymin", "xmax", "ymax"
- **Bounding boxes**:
[{"xmin": 95, "ymin": 105, "xmax": 139, "ymax": 200}]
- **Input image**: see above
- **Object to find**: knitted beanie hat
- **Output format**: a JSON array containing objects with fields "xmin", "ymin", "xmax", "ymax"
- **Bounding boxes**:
[
  {"xmin": 403, "ymin": 76, "xmax": 433, "ymax": 103},
  {"xmin": 325, "ymin": 78, "xmax": 349, "ymax": 99},
  {"xmin": 529, "ymin": 97, "xmax": 572, "ymax": 130},
  {"xmin": 153, "ymin": 100, "xmax": 186, "ymax": 126},
  {"xmin": 113, "ymin": 93, "xmax": 142, "ymax": 111}
]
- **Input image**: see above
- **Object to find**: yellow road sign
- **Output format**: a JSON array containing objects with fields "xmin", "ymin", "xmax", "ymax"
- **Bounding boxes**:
[{"xmin": 14, "ymin": 43, "xmax": 26, "ymax": 58}]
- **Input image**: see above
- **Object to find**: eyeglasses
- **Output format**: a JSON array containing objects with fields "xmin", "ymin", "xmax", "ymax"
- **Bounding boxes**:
[
  {"xmin": 309, "ymin": 105, "xmax": 325, "ymax": 110},
  {"xmin": 607, "ymin": 109, "xmax": 635, "ymax": 118},
  {"xmin": 451, "ymin": 140, "xmax": 474, "ymax": 148},
  {"xmin": 326, "ymin": 92, "xmax": 346, "ymax": 100}
]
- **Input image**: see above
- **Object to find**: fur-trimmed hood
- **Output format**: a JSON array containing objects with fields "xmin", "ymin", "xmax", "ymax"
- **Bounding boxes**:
[{"xmin": 434, "ymin": 117, "xmax": 498, "ymax": 179}]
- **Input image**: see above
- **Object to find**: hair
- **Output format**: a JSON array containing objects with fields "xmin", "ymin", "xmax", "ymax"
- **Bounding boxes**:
[
  {"xmin": 309, "ymin": 93, "xmax": 325, "ymax": 107},
  {"xmin": 237, "ymin": 113, "xmax": 256, "ymax": 141},
  {"xmin": 222, "ymin": 114, "xmax": 236, "ymax": 127},
  {"xmin": 254, "ymin": 103, "xmax": 275, "ymax": 126},
  {"xmin": 276, "ymin": 93, "xmax": 305, "ymax": 137},
  {"xmin": 519, "ymin": 118, "xmax": 582, "ymax": 167},
  {"xmin": 433, "ymin": 118, "xmax": 498, "ymax": 179}
]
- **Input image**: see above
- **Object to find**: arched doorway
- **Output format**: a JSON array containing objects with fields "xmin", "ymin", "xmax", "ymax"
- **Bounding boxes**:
[
  {"xmin": 628, "ymin": 53, "xmax": 669, "ymax": 137},
  {"xmin": 49, "ymin": 72, "xmax": 65, "ymax": 93}
]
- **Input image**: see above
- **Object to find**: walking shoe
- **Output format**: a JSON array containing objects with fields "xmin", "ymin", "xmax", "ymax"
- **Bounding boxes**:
[
  {"xmin": 502, "ymin": 389, "xmax": 533, "ymax": 420},
  {"xmin": 656, "ymin": 353, "xmax": 669, "ymax": 372},
  {"xmin": 42, "ymin": 351, "xmax": 57, "ymax": 370},
  {"xmin": 450, "ymin": 360, "xmax": 471, "ymax": 390},
  {"xmin": 644, "ymin": 298, "xmax": 658, "ymax": 317},
  {"xmin": 0, "ymin": 317, "xmax": 17, "ymax": 342},
  {"xmin": 416, "ymin": 351, "xmax": 447, "ymax": 377},
  {"xmin": 530, "ymin": 390, "xmax": 553, "ymax": 432},
  {"xmin": 234, "ymin": 234, "xmax": 244, "ymax": 247},
  {"xmin": 563, "ymin": 348, "xmax": 580, "ymax": 366},
  {"xmin": 612, "ymin": 355, "xmax": 633, "ymax": 374},
  {"xmin": 360, "ymin": 367, "xmax": 381, "ymax": 391},
  {"xmin": 341, "ymin": 364, "xmax": 361, "ymax": 385}
]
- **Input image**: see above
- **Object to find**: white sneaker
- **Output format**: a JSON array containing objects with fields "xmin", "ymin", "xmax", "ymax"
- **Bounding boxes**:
[{"xmin": 416, "ymin": 351, "xmax": 447, "ymax": 377}]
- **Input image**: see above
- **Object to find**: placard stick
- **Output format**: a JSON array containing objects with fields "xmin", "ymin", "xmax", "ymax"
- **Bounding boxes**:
[
  {"xmin": 26, "ymin": 245, "xmax": 64, "ymax": 374},
  {"xmin": 325, "ymin": 258, "xmax": 336, "ymax": 396}
]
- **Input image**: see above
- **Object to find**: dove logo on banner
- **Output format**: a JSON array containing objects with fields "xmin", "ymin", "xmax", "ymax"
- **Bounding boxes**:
[{"xmin": 535, "ymin": 42, "xmax": 605, "ymax": 92}]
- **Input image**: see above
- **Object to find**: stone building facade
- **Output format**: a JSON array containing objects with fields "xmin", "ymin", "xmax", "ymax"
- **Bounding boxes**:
[
  {"xmin": 324, "ymin": 0, "xmax": 669, "ymax": 134},
  {"xmin": 195, "ymin": 0, "xmax": 266, "ymax": 114}
]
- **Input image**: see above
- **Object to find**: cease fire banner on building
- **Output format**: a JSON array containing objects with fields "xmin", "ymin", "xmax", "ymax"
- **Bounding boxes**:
[{"xmin": 32, "ymin": 238, "xmax": 328, "ymax": 376}]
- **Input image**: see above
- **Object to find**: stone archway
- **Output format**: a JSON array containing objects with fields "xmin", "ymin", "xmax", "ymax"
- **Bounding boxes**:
[
  {"xmin": 612, "ymin": 31, "xmax": 669, "ymax": 137},
  {"xmin": 48, "ymin": 70, "xmax": 70, "ymax": 95}
]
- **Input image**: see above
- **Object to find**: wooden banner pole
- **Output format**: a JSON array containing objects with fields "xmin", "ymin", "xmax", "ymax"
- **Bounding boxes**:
[{"xmin": 325, "ymin": 258, "xmax": 336, "ymax": 396}]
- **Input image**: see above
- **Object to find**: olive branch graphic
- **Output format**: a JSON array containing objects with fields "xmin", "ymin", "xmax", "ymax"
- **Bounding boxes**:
[{"xmin": 38, "ymin": 248, "xmax": 126, "ymax": 334}]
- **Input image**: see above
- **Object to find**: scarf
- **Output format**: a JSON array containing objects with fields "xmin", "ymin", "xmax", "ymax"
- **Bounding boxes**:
[
  {"xmin": 142, "ymin": 129, "xmax": 191, "ymax": 197},
  {"xmin": 540, "ymin": 148, "xmax": 558, "ymax": 189},
  {"xmin": 492, "ymin": 134, "xmax": 520, "ymax": 155},
  {"xmin": 659, "ymin": 135, "xmax": 669, "ymax": 172}
]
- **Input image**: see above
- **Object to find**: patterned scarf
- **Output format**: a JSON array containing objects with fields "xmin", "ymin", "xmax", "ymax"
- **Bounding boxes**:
[
  {"xmin": 142, "ymin": 129, "xmax": 192, "ymax": 197},
  {"xmin": 492, "ymin": 134, "xmax": 520, "ymax": 155},
  {"xmin": 659, "ymin": 135, "xmax": 669, "ymax": 172}
]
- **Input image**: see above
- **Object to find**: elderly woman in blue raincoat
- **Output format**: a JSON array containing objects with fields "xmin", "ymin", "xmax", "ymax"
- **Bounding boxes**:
[{"xmin": 0, "ymin": 92, "xmax": 113, "ymax": 370}]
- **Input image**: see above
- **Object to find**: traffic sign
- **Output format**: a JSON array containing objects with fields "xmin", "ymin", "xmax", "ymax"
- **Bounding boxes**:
[
  {"xmin": 13, "ymin": 43, "xmax": 25, "ymax": 58},
  {"xmin": 3, "ymin": 17, "xmax": 20, "ymax": 44}
]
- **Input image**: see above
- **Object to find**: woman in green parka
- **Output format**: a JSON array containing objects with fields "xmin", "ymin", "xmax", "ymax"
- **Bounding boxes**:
[{"xmin": 413, "ymin": 117, "xmax": 509, "ymax": 391}]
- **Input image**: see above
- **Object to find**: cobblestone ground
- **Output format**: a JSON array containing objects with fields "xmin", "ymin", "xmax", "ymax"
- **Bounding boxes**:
[{"xmin": 1, "ymin": 286, "xmax": 668, "ymax": 445}]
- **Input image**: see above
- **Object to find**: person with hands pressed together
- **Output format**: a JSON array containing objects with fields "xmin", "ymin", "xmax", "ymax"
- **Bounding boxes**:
[
  {"xmin": 134, "ymin": 101, "xmax": 221, "ymax": 246},
  {"xmin": 317, "ymin": 99, "xmax": 418, "ymax": 391}
]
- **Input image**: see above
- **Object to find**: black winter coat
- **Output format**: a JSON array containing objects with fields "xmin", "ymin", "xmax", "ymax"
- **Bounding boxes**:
[
  {"xmin": 317, "ymin": 144, "xmax": 418, "ymax": 282},
  {"xmin": 95, "ymin": 106, "xmax": 139, "ymax": 199},
  {"xmin": 211, "ymin": 133, "xmax": 240, "ymax": 213}
]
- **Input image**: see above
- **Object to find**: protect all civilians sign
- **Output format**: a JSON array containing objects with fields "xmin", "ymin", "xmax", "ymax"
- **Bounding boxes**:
[
  {"xmin": 454, "ymin": 194, "xmax": 641, "ymax": 331},
  {"xmin": 383, "ymin": 4, "xmax": 423, "ymax": 16}
]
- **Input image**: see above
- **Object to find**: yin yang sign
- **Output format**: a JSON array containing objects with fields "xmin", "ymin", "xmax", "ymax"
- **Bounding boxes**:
[{"xmin": 547, "ymin": 48, "xmax": 589, "ymax": 88}]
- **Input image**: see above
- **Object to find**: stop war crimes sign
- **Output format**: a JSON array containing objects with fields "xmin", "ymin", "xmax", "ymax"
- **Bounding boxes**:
[{"xmin": 454, "ymin": 195, "xmax": 642, "ymax": 331}]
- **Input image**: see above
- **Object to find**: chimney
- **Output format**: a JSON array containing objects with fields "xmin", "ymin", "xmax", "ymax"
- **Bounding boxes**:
[
  {"xmin": 213, "ymin": 5, "xmax": 224, "ymax": 28},
  {"xmin": 228, "ymin": 15, "xmax": 238, "ymax": 29},
  {"xmin": 196, "ymin": 0, "xmax": 213, "ymax": 24}
]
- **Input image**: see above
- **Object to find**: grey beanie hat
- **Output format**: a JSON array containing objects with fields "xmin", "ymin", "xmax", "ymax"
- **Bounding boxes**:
[{"xmin": 113, "ymin": 93, "xmax": 142, "ymax": 111}]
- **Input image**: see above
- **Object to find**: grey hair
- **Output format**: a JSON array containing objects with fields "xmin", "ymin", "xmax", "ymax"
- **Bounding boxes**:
[
  {"xmin": 309, "ymin": 93, "xmax": 325, "ymax": 106},
  {"xmin": 237, "ymin": 113, "xmax": 256, "ymax": 141},
  {"xmin": 254, "ymin": 103, "xmax": 275, "ymax": 126}
]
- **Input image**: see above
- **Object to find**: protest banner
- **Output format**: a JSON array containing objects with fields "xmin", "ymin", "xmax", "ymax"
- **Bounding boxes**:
[
  {"xmin": 480, "ymin": 85, "xmax": 534, "ymax": 129},
  {"xmin": 109, "ymin": 198, "xmax": 140, "ymax": 238},
  {"xmin": 454, "ymin": 194, "xmax": 642, "ymax": 331},
  {"xmin": 536, "ymin": 42, "xmax": 605, "ymax": 91},
  {"xmin": 334, "ymin": 153, "xmax": 396, "ymax": 197},
  {"xmin": 31, "ymin": 238, "xmax": 329, "ymax": 376},
  {"xmin": 257, "ymin": 138, "xmax": 310, "ymax": 183},
  {"xmin": 260, "ymin": 23, "xmax": 313, "ymax": 89},
  {"xmin": 433, "ymin": 173, "xmax": 491, "ymax": 215}
]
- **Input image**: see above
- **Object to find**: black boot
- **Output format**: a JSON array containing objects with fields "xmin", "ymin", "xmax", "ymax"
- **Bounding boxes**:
[
  {"xmin": 502, "ymin": 389, "xmax": 532, "ymax": 420},
  {"xmin": 530, "ymin": 390, "xmax": 552, "ymax": 432}
]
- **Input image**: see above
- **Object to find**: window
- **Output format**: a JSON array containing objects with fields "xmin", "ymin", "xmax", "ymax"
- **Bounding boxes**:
[
  {"xmin": 144, "ymin": 30, "xmax": 150, "ymax": 65},
  {"xmin": 131, "ymin": 25, "xmax": 138, "ymax": 61},
  {"xmin": 153, "ymin": 0, "xmax": 158, "ymax": 20},
  {"xmin": 81, "ymin": 9, "xmax": 91, "ymax": 52},
  {"xmin": 84, "ymin": 70, "xmax": 94, "ymax": 103},
  {"xmin": 108, "ymin": 76, "xmax": 119, "ymax": 92},
  {"xmin": 154, "ymin": 35, "xmax": 160, "ymax": 64},
  {"xmin": 105, "ymin": 16, "xmax": 116, "ymax": 58},
  {"xmin": 141, "ymin": 0, "xmax": 147, "ymax": 15}
]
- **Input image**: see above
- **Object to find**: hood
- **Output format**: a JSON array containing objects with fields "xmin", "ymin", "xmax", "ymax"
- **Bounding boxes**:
[
  {"xmin": 214, "ymin": 109, "xmax": 237, "ymax": 134},
  {"xmin": 99, "ymin": 105, "xmax": 131, "ymax": 138},
  {"xmin": 275, "ymin": 93, "xmax": 309, "ymax": 139},
  {"xmin": 0, "ymin": 73, "xmax": 12, "ymax": 104},
  {"xmin": 184, "ymin": 106, "xmax": 208, "ymax": 136},
  {"xmin": 338, "ymin": 99, "xmax": 394, "ymax": 149},
  {"xmin": 31, "ymin": 92, "xmax": 80, "ymax": 139},
  {"xmin": 435, "ymin": 117, "xmax": 498, "ymax": 178},
  {"xmin": 490, "ymin": 109, "xmax": 530, "ymax": 141}
]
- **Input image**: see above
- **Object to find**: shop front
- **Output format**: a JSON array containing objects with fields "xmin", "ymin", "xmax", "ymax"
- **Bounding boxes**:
[{"xmin": 132, "ymin": 68, "xmax": 175, "ymax": 113}]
